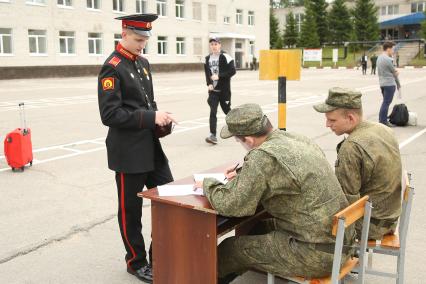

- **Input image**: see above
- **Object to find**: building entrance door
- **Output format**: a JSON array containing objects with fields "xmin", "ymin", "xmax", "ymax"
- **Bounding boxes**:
[{"xmin": 235, "ymin": 52, "xmax": 243, "ymax": 68}]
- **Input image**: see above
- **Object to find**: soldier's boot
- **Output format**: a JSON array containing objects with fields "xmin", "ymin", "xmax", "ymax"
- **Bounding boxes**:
[{"xmin": 127, "ymin": 263, "xmax": 153, "ymax": 283}]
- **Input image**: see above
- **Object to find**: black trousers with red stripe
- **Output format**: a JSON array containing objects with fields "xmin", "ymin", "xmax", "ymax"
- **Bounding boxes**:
[{"xmin": 115, "ymin": 163, "xmax": 173, "ymax": 271}]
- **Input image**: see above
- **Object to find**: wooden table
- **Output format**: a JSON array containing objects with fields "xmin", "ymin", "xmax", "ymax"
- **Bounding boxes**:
[{"xmin": 138, "ymin": 165, "xmax": 266, "ymax": 284}]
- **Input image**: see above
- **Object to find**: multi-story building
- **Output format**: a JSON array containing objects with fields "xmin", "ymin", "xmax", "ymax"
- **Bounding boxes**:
[
  {"xmin": 274, "ymin": 0, "xmax": 426, "ymax": 42},
  {"xmin": 0, "ymin": 0, "xmax": 269, "ymax": 78}
]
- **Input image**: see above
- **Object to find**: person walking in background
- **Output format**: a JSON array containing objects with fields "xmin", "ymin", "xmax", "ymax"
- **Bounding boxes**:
[
  {"xmin": 377, "ymin": 41, "xmax": 401, "ymax": 126},
  {"xmin": 396, "ymin": 52, "xmax": 400, "ymax": 68},
  {"xmin": 204, "ymin": 37, "xmax": 236, "ymax": 145},
  {"xmin": 371, "ymin": 53, "xmax": 378, "ymax": 75},
  {"xmin": 361, "ymin": 53, "xmax": 368, "ymax": 75},
  {"xmin": 252, "ymin": 56, "xmax": 257, "ymax": 71}
]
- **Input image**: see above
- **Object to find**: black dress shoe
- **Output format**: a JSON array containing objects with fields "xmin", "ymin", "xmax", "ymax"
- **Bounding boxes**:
[{"xmin": 127, "ymin": 264, "xmax": 153, "ymax": 283}]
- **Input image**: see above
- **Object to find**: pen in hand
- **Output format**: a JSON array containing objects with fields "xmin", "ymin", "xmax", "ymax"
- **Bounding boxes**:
[{"xmin": 224, "ymin": 163, "xmax": 240, "ymax": 181}]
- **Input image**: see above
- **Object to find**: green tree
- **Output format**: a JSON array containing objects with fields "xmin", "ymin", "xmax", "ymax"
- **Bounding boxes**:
[
  {"xmin": 298, "ymin": 0, "xmax": 320, "ymax": 48},
  {"xmin": 283, "ymin": 11, "xmax": 299, "ymax": 47},
  {"xmin": 353, "ymin": 0, "xmax": 380, "ymax": 41},
  {"xmin": 270, "ymin": 10, "xmax": 283, "ymax": 48},
  {"xmin": 329, "ymin": 0, "xmax": 352, "ymax": 45},
  {"xmin": 310, "ymin": 0, "xmax": 329, "ymax": 44},
  {"xmin": 422, "ymin": 11, "xmax": 426, "ymax": 39}
]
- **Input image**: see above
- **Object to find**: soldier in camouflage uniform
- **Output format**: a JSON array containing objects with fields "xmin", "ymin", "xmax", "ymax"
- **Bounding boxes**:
[
  {"xmin": 200, "ymin": 104, "xmax": 355, "ymax": 283},
  {"xmin": 314, "ymin": 87, "xmax": 402, "ymax": 240}
]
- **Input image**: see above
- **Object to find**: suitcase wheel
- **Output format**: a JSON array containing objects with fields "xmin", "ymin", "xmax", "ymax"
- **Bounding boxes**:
[
  {"xmin": 30, "ymin": 161, "xmax": 33, "ymax": 166},
  {"xmin": 21, "ymin": 167, "xmax": 25, "ymax": 172},
  {"xmin": 11, "ymin": 167, "xmax": 15, "ymax": 172}
]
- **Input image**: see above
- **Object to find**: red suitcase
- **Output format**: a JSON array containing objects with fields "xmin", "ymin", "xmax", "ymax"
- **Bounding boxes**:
[{"xmin": 4, "ymin": 103, "xmax": 33, "ymax": 172}]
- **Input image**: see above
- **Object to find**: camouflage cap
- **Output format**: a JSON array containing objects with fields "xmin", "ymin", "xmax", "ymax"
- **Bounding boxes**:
[
  {"xmin": 313, "ymin": 87, "xmax": 362, "ymax": 113},
  {"xmin": 220, "ymin": 104, "xmax": 269, "ymax": 139}
]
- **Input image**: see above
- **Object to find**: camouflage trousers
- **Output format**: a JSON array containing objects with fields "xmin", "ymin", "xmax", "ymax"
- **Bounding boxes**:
[
  {"xmin": 356, "ymin": 220, "xmax": 398, "ymax": 240},
  {"xmin": 218, "ymin": 219, "xmax": 346, "ymax": 279}
]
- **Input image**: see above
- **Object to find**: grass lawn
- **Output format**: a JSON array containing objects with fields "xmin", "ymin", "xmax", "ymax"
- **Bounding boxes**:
[
  {"xmin": 301, "ymin": 47, "xmax": 373, "ymax": 68},
  {"xmin": 408, "ymin": 48, "xmax": 426, "ymax": 66}
]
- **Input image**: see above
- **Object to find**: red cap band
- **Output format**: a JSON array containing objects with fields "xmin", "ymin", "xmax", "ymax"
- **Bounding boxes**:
[{"xmin": 122, "ymin": 20, "xmax": 152, "ymax": 29}]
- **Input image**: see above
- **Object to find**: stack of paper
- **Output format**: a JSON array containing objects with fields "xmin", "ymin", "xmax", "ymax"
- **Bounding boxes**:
[
  {"xmin": 158, "ymin": 185, "xmax": 203, "ymax": 197},
  {"xmin": 193, "ymin": 173, "xmax": 227, "ymax": 184}
]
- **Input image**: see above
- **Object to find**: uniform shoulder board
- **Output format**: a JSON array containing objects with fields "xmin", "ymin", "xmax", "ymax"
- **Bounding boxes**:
[
  {"xmin": 223, "ymin": 53, "xmax": 234, "ymax": 64},
  {"xmin": 108, "ymin": 56, "xmax": 121, "ymax": 67}
]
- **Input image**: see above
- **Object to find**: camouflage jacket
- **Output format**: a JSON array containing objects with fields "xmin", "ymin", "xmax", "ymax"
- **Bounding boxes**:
[
  {"xmin": 204, "ymin": 130, "xmax": 351, "ymax": 244},
  {"xmin": 335, "ymin": 121, "xmax": 402, "ymax": 221}
]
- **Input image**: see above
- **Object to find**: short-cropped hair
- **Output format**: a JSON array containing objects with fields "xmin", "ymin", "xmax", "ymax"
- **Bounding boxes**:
[{"xmin": 383, "ymin": 41, "xmax": 395, "ymax": 51}]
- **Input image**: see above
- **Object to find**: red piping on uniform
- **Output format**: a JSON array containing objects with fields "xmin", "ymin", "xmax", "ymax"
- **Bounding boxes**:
[
  {"xmin": 116, "ymin": 43, "xmax": 136, "ymax": 61},
  {"xmin": 122, "ymin": 20, "xmax": 151, "ymax": 29},
  {"xmin": 121, "ymin": 173, "xmax": 137, "ymax": 270}
]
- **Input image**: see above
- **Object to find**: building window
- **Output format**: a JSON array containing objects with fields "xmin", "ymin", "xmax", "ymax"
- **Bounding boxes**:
[
  {"xmin": 248, "ymin": 11, "xmax": 255, "ymax": 26},
  {"xmin": 193, "ymin": 37, "xmax": 202, "ymax": 55},
  {"xmin": 59, "ymin": 31, "xmax": 75, "ymax": 54},
  {"xmin": 87, "ymin": 0, "xmax": 100, "ymax": 10},
  {"xmin": 157, "ymin": 0, "xmax": 167, "ymax": 17},
  {"xmin": 114, "ymin": 33, "xmax": 121, "ymax": 48},
  {"xmin": 26, "ymin": 0, "xmax": 46, "ymax": 5},
  {"xmin": 88, "ymin": 32, "xmax": 102, "ymax": 55},
  {"xmin": 381, "ymin": 4, "xmax": 399, "ymax": 15},
  {"xmin": 249, "ymin": 41, "xmax": 255, "ymax": 56},
  {"xmin": 176, "ymin": 0, "xmax": 184, "ymax": 18},
  {"xmin": 236, "ymin": 9, "xmax": 243, "ymax": 25},
  {"xmin": 223, "ymin": 16, "xmax": 230, "ymax": 24},
  {"xmin": 176, "ymin": 37, "xmax": 185, "ymax": 55},
  {"xmin": 58, "ymin": 0, "xmax": 72, "ymax": 6},
  {"xmin": 28, "ymin": 29, "xmax": 47, "ymax": 55},
  {"xmin": 0, "ymin": 28, "xmax": 12, "ymax": 55},
  {"xmin": 136, "ymin": 0, "xmax": 147, "ymax": 13},
  {"xmin": 113, "ymin": 0, "xmax": 124, "ymax": 12},
  {"xmin": 208, "ymin": 4, "xmax": 216, "ymax": 22},
  {"xmin": 157, "ymin": 36, "xmax": 167, "ymax": 55},
  {"xmin": 192, "ymin": 2, "xmax": 201, "ymax": 21},
  {"xmin": 287, "ymin": 13, "xmax": 304, "ymax": 33},
  {"xmin": 411, "ymin": 2, "xmax": 426, "ymax": 13}
]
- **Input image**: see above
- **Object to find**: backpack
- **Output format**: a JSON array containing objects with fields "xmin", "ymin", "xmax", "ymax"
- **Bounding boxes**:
[{"xmin": 389, "ymin": 104, "xmax": 409, "ymax": 126}]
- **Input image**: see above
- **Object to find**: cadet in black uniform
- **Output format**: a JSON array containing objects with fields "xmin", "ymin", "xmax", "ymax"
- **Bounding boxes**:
[{"xmin": 97, "ymin": 14, "xmax": 176, "ymax": 283}]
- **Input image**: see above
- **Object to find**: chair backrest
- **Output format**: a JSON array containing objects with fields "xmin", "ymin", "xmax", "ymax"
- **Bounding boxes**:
[
  {"xmin": 330, "ymin": 195, "xmax": 372, "ymax": 284},
  {"xmin": 398, "ymin": 171, "xmax": 415, "ymax": 249}
]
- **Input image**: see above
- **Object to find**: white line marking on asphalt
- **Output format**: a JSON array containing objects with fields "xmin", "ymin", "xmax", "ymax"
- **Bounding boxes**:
[
  {"xmin": 1, "ymin": 75, "xmax": 426, "ymax": 172},
  {"xmin": 399, "ymin": 128, "xmax": 426, "ymax": 149}
]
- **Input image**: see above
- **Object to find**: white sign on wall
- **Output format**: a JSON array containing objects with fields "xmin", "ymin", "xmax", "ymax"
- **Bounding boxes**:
[
  {"xmin": 303, "ymin": 49, "xmax": 322, "ymax": 63},
  {"xmin": 332, "ymin": 49, "xmax": 339, "ymax": 63}
]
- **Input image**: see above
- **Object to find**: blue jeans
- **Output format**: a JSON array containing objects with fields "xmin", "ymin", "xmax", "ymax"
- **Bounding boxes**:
[{"xmin": 379, "ymin": 85, "xmax": 396, "ymax": 124}]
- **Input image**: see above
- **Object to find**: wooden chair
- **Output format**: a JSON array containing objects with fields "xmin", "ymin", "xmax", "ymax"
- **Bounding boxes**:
[
  {"xmin": 267, "ymin": 195, "xmax": 372, "ymax": 284},
  {"xmin": 365, "ymin": 172, "xmax": 414, "ymax": 284}
]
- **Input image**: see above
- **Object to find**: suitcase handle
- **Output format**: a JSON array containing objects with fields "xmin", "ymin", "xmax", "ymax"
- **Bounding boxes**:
[{"xmin": 19, "ymin": 102, "xmax": 28, "ymax": 135}]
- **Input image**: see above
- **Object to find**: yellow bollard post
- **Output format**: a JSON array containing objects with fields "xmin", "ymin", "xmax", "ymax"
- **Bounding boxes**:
[{"xmin": 278, "ymin": 77, "xmax": 286, "ymax": 130}]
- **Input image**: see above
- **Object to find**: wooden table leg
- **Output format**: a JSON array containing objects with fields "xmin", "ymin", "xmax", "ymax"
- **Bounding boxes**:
[{"xmin": 151, "ymin": 201, "xmax": 217, "ymax": 284}]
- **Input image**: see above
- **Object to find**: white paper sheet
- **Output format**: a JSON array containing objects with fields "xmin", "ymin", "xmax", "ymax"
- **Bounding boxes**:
[
  {"xmin": 193, "ymin": 173, "xmax": 227, "ymax": 184},
  {"xmin": 157, "ymin": 185, "xmax": 204, "ymax": 197}
]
